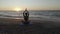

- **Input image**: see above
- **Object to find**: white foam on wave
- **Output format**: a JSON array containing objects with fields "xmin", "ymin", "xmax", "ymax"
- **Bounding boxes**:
[{"xmin": 0, "ymin": 15, "xmax": 60, "ymax": 22}]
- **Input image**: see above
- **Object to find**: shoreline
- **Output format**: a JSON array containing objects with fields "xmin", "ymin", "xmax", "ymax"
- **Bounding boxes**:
[{"xmin": 0, "ymin": 18, "xmax": 60, "ymax": 26}]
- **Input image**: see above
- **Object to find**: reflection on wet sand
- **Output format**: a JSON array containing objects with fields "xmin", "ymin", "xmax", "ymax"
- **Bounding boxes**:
[{"xmin": 0, "ymin": 18, "xmax": 60, "ymax": 34}]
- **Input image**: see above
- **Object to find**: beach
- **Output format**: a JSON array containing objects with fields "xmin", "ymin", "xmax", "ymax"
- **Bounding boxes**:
[
  {"xmin": 0, "ymin": 18, "xmax": 60, "ymax": 34},
  {"xmin": 0, "ymin": 10, "xmax": 60, "ymax": 34}
]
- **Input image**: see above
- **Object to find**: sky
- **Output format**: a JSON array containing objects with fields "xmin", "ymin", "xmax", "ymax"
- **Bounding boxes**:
[{"xmin": 0, "ymin": 0, "xmax": 60, "ymax": 10}]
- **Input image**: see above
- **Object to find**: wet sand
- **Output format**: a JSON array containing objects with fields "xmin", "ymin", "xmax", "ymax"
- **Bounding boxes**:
[{"xmin": 0, "ymin": 18, "xmax": 60, "ymax": 34}]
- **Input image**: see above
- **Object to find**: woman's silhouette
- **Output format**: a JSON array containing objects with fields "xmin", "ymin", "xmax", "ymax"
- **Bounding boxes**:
[{"xmin": 23, "ymin": 8, "xmax": 29, "ymax": 24}]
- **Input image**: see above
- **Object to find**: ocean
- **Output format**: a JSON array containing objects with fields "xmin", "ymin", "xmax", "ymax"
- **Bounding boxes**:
[{"xmin": 0, "ymin": 10, "xmax": 60, "ymax": 21}]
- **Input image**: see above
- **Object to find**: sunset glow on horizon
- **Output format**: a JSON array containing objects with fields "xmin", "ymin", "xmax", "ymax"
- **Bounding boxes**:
[{"xmin": 14, "ymin": 8, "xmax": 22, "ymax": 11}]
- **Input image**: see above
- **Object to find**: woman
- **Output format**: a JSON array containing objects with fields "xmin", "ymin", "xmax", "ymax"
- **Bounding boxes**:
[{"xmin": 23, "ymin": 8, "xmax": 29, "ymax": 24}]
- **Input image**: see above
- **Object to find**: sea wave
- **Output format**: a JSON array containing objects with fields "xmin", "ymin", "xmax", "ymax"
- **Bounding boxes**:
[{"xmin": 0, "ymin": 10, "xmax": 60, "ymax": 19}]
